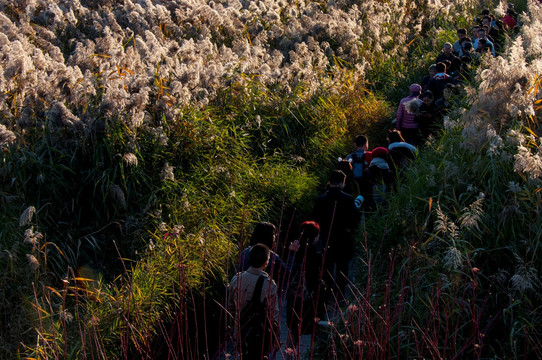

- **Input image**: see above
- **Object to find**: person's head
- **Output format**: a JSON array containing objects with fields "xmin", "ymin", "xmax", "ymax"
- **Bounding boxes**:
[
  {"xmin": 387, "ymin": 129, "xmax": 405, "ymax": 144},
  {"xmin": 298, "ymin": 221, "xmax": 320, "ymax": 247},
  {"xmin": 248, "ymin": 243, "xmax": 271, "ymax": 268},
  {"xmin": 460, "ymin": 36, "xmax": 472, "ymax": 45},
  {"xmin": 328, "ymin": 170, "xmax": 346, "ymax": 188},
  {"xmin": 435, "ymin": 62, "xmax": 446, "ymax": 74},
  {"xmin": 472, "ymin": 25, "xmax": 481, "ymax": 39},
  {"xmin": 477, "ymin": 28, "xmax": 487, "ymax": 39},
  {"xmin": 481, "ymin": 9, "xmax": 490, "ymax": 17},
  {"xmin": 428, "ymin": 64, "xmax": 437, "ymax": 78},
  {"xmin": 371, "ymin": 147, "xmax": 389, "ymax": 160},
  {"xmin": 477, "ymin": 38, "xmax": 488, "ymax": 52},
  {"xmin": 442, "ymin": 43, "xmax": 452, "ymax": 55},
  {"xmin": 421, "ymin": 90, "xmax": 434, "ymax": 105},
  {"xmin": 482, "ymin": 16, "xmax": 491, "ymax": 26},
  {"xmin": 354, "ymin": 135, "xmax": 368, "ymax": 150},
  {"xmin": 409, "ymin": 83, "xmax": 422, "ymax": 97},
  {"xmin": 462, "ymin": 41, "xmax": 473, "ymax": 53},
  {"xmin": 457, "ymin": 28, "xmax": 467, "ymax": 40},
  {"xmin": 250, "ymin": 222, "xmax": 276, "ymax": 247}
]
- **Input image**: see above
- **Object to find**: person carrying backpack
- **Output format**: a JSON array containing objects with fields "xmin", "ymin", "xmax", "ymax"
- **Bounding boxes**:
[
  {"xmin": 346, "ymin": 135, "xmax": 372, "ymax": 189},
  {"xmin": 360, "ymin": 147, "xmax": 395, "ymax": 213},
  {"xmin": 228, "ymin": 244, "xmax": 280, "ymax": 359}
]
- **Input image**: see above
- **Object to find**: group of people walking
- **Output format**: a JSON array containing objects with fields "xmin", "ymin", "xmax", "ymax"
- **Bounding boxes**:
[
  {"xmin": 224, "ymin": 7, "xmax": 519, "ymax": 359},
  {"xmin": 396, "ymin": 4, "xmax": 519, "ymax": 146}
]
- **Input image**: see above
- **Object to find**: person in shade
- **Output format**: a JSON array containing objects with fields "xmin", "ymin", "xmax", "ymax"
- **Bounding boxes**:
[
  {"xmin": 435, "ymin": 43, "xmax": 461, "ymax": 73},
  {"xmin": 421, "ymin": 64, "xmax": 437, "ymax": 92},
  {"xmin": 359, "ymin": 147, "xmax": 395, "ymax": 212},
  {"xmin": 238, "ymin": 222, "xmax": 297, "ymax": 291},
  {"xmin": 427, "ymin": 62, "xmax": 455, "ymax": 101},
  {"xmin": 345, "ymin": 134, "xmax": 372, "ymax": 192},
  {"xmin": 285, "ymin": 221, "xmax": 328, "ymax": 353},
  {"xmin": 229, "ymin": 243, "xmax": 280, "ymax": 360},
  {"xmin": 311, "ymin": 170, "xmax": 360, "ymax": 301},
  {"xmin": 387, "ymin": 129, "xmax": 418, "ymax": 178}
]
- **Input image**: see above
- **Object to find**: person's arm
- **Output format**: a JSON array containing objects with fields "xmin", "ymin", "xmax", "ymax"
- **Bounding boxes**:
[{"xmin": 396, "ymin": 102, "xmax": 404, "ymax": 129}]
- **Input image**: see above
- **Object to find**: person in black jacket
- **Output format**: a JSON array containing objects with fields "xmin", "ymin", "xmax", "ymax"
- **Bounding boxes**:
[
  {"xmin": 311, "ymin": 170, "xmax": 359, "ymax": 300},
  {"xmin": 286, "ymin": 221, "xmax": 327, "ymax": 351}
]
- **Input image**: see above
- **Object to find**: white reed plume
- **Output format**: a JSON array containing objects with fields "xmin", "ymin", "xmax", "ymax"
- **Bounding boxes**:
[
  {"xmin": 24, "ymin": 227, "xmax": 43, "ymax": 247},
  {"xmin": 122, "ymin": 153, "xmax": 139, "ymax": 167},
  {"xmin": 26, "ymin": 254, "xmax": 40, "ymax": 271},
  {"xmin": 443, "ymin": 246, "xmax": 464, "ymax": 270},
  {"xmin": 514, "ymin": 143, "xmax": 542, "ymax": 181},
  {"xmin": 510, "ymin": 253, "xmax": 540, "ymax": 293},
  {"xmin": 19, "ymin": 206, "xmax": 36, "ymax": 227},
  {"xmin": 459, "ymin": 197, "xmax": 484, "ymax": 231},
  {"xmin": 161, "ymin": 162, "xmax": 175, "ymax": 182},
  {"xmin": 0, "ymin": 124, "xmax": 16, "ymax": 147},
  {"xmin": 434, "ymin": 203, "xmax": 458, "ymax": 240}
]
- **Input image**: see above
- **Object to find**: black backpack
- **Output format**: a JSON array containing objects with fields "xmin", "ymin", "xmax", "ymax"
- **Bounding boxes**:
[{"xmin": 239, "ymin": 275, "xmax": 278, "ymax": 358}]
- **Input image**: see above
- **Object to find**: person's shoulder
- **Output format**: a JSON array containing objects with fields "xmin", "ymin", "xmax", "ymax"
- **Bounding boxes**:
[
  {"xmin": 339, "ymin": 190, "xmax": 355, "ymax": 199},
  {"xmin": 230, "ymin": 271, "xmax": 243, "ymax": 284}
]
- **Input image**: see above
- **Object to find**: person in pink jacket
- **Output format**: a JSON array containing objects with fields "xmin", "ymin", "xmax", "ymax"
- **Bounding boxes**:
[{"xmin": 395, "ymin": 83, "xmax": 422, "ymax": 145}]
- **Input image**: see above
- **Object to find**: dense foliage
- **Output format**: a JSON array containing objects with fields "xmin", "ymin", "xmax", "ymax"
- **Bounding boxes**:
[{"xmin": 1, "ymin": 0, "xmax": 541, "ymax": 358}]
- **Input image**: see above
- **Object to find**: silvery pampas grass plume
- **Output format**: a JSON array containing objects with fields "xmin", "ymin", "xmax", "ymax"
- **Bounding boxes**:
[
  {"xmin": 0, "ymin": 0, "xmax": 475, "ymax": 130},
  {"xmin": 23, "ymin": 227, "xmax": 43, "ymax": 247},
  {"xmin": 510, "ymin": 254, "xmax": 540, "ymax": 293},
  {"xmin": 459, "ymin": 197, "xmax": 484, "ymax": 231},
  {"xmin": 123, "ymin": 153, "xmax": 139, "ymax": 167},
  {"xmin": 19, "ymin": 206, "xmax": 36, "ymax": 227},
  {"xmin": 26, "ymin": 254, "xmax": 40, "ymax": 271},
  {"xmin": 434, "ymin": 203, "xmax": 458, "ymax": 240},
  {"xmin": 161, "ymin": 163, "xmax": 175, "ymax": 182},
  {"xmin": 443, "ymin": 246, "xmax": 464, "ymax": 270},
  {"xmin": 0, "ymin": 124, "xmax": 16, "ymax": 146},
  {"xmin": 514, "ymin": 143, "xmax": 542, "ymax": 181}
]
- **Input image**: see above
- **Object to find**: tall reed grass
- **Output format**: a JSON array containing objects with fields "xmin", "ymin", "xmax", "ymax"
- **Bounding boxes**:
[{"xmin": 3, "ymin": 0, "xmax": 540, "ymax": 358}]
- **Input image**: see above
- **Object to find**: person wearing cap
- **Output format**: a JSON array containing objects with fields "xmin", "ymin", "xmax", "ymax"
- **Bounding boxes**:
[
  {"xmin": 395, "ymin": 83, "xmax": 422, "ymax": 145},
  {"xmin": 359, "ymin": 147, "xmax": 395, "ymax": 213},
  {"xmin": 311, "ymin": 170, "xmax": 360, "ymax": 300}
]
